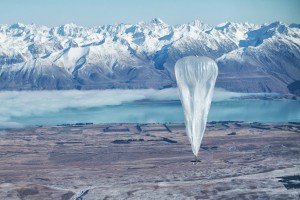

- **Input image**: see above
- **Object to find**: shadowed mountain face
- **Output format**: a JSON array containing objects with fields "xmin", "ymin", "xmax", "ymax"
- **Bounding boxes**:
[{"xmin": 0, "ymin": 19, "xmax": 299, "ymax": 93}]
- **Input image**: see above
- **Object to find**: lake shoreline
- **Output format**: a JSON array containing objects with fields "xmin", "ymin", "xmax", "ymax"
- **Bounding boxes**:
[
  {"xmin": 1, "ymin": 89, "xmax": 299, "ymax": 129},
  {"xmin": 2, "ymin": 121, "xmax": 300, "ymax": 131}
]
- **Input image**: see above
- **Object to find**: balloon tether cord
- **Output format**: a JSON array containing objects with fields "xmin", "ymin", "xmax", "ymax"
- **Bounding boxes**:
[{"xmin": 191, "ymin": 155, "xmax": 201, "ymax": 164}]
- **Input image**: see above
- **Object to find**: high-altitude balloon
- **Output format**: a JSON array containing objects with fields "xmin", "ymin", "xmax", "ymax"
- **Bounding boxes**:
[{"xmin": 175, "ymin": 56, "xmax": 218, "ymax": 158}]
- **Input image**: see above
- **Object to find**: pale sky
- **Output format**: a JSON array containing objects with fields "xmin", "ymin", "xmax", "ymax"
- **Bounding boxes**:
[{"xmin": 0, "ymin": 0, "xmax": 299, "ymax": 27}]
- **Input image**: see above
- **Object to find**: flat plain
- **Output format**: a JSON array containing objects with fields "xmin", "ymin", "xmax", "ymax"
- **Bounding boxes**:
[{"xmin": 0, "ymin": 122, "xmax": 299, "ymax": 199}]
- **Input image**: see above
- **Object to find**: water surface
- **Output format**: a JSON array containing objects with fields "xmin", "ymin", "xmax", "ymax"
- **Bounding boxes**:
[{"xmin": 0, "ymin": 89, "xmax": 299, "ymax": 128}]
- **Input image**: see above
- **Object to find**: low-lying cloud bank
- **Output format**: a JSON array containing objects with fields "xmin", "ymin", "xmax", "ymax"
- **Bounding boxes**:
[{"xmin": 0, "ymin": 88, "xmax": 271, "ymax": 129}]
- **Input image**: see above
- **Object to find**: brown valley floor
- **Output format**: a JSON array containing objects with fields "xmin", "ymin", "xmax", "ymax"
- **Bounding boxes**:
[{"xmin": 0, "ymin": 122, "xmax": 299, "ymax": 199}]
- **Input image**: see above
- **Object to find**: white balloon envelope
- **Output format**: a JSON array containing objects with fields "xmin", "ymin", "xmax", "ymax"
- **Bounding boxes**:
[{"xmin": 175, "ymin": 56, "xmax": 218, "ymax": 157}]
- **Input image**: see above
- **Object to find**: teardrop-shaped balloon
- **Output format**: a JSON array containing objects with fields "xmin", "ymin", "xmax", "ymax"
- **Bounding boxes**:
[{"xmin": 175, "ymin": 56, "xmax": 218, "ymax": 157}]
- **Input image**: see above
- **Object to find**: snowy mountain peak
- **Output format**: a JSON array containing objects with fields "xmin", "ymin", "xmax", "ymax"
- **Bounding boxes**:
[
  {"xmin": 0, "ymin": 20, "xmax": 299, "ymax": 93},
  {"xmin": 150, "ymin": 18, "xmax": 165, "ymax": 24},
  {"xmin": 58, "ymin": 23, "xmax": 80, "ymax": 29},
  {"xmin": 289, "ymin": 23, "xmax": 300, "ymax": 29},
  {"xmin": 9, "ymin": 22, "xmax": 25, "ymax": 29},
  {"xmin": 239, "ymin": 21, "xmax": 295, "ymax": 47},
  {"xmin": 50, "ymin": 23, "xmax": 84, "ymax": 37},
  {"xmin": 215, "ymin": 21, "xmax": 231, "ymax": 29},
  {"xmin": 189, "ymin": 20, "xmax": 211, "ymax": 30}
]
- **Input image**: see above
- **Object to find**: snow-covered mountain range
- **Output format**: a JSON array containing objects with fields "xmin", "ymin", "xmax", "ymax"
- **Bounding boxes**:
[{"xmin": 0, "ymin": 18, "xmax": 299, "ymax": 94}]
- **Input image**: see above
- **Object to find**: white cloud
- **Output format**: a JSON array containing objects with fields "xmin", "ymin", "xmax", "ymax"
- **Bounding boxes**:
[{"xmin": 0, "ymin": 88, "xmax": 265, "ymax": 129}]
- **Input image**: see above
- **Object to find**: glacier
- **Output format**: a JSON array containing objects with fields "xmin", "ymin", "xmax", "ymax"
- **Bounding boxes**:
[
  {"xmin": 175, "ymin": 56, "xmax": 218, "ymax": 157},
  {"xmin": 0, "ymin": 19, "xmax": 299, "ymax": 94}
]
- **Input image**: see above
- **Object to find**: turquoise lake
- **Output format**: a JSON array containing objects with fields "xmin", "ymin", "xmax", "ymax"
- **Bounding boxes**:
[{"xmin": 0, "ymin": 89, "xmax": 299, "ymax": 128}]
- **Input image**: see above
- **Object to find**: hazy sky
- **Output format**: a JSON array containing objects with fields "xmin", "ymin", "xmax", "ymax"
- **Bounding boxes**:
[{"xmin": 0, "ymin": 0, "xmax": 299, "ymax": 27}]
